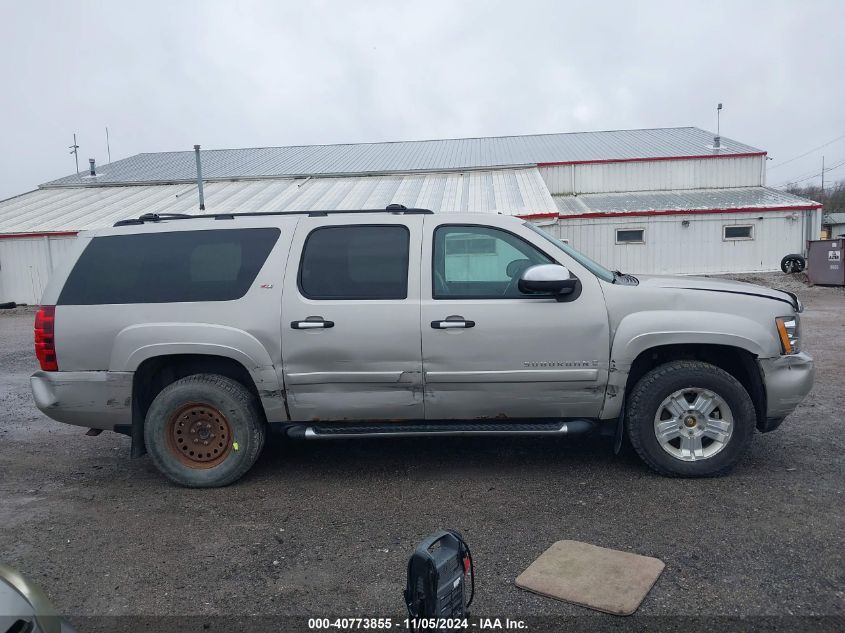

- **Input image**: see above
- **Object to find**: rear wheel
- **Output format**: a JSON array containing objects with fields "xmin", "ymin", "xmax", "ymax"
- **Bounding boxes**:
[
  {"xmin": 144, "ymin": 374, "xmax": 266, "ymax": 487},
  {"xmin": 626, "ymin": 361, "xmax": 755, "ymax": 477}
]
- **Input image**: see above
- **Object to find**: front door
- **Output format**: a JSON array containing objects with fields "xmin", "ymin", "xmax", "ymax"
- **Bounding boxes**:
[
  {"xmin": 420, "ymin": 217, "xmax": 610, "ymax": 420},
  {"xmin": 281, "ymin": 215, "xmax": 424, "ymax": 421}
]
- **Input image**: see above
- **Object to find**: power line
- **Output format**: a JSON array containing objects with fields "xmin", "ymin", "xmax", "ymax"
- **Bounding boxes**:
[
  {"xmin": 776, "ymin": 154, "xmax": 845, "ymax": 185},
  {"xmin": 768, "ymin": 132, "xmax": 845, "ymax": 170},
  {"xmin": 821, "ymin": 162, "xmax": 845, "ymax": 182},
  {"xmin": 773, "ymin": 158, "xmax": 845, "ymax": 188},
  {"xmin": 773, "ymin": 156, "xmax": 845, "ymax": 188},
  {"xmin": 773, "ymin": 163, "xmax": 829, "ymax": 187}
]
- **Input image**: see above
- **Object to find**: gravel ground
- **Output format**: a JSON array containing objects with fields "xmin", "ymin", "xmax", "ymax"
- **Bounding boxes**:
[{"xmin": 1, "ymin": 273, "xmax": 843, "ymax": 632}]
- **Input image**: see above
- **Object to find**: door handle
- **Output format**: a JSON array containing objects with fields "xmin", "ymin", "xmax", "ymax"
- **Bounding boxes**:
[
  {"xmin": 291, "ymin": 316, "xmax": 335, "ymax": 330},
  {"xmin": 431, "ymin": 315, "xmax": 475, "ymax": 329}
]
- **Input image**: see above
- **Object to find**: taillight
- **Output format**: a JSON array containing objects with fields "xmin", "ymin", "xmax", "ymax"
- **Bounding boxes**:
[{"xmin": 34, "ymin": 305, "xmax": 58, "ymax": 371}]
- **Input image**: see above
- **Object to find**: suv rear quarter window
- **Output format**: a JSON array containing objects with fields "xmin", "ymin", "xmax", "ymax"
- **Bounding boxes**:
[{"xmin": 58, "ymin": 228, "xmax": 280, "ymax": 305}]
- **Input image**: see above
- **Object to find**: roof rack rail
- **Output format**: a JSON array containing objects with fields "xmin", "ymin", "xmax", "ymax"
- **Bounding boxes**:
[
  {"xmin": 113, "ymin": 212, "xmax": 192, "ymax": 227},
  {"xmin": 113, "ymin": 204, "xmax": 433, "ymax": 227}
]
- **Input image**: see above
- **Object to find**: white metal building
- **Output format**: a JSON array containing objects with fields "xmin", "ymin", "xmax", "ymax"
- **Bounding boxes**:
[
  {"xmin": 824, "ymin": 212, "xmax": 845, "ymax": 238},
  {"xmin": 0, "ymin": 127, "xmax": 822, "ymax": 303}
]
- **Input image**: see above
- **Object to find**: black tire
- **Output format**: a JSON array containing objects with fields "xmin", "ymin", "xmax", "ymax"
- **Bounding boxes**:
[
  {"xmin": 626, "ymin": 361, "xmax": 755, "ymax": 477},
  {"xmin": 780, "ymin": 254, "xmax": 806, "ymax": 274},
  {"xmin": 144, "ymin": 374, "xmax": 266, "ymax": 487}
]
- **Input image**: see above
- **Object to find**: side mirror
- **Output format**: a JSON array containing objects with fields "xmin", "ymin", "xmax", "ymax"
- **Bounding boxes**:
[{"xmin": 518, "ymin": 264, "xmax": 577, "ymax": 297}]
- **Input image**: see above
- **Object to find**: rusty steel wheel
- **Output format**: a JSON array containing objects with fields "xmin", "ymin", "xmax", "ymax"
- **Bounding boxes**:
[
  {"xmin": 146, "ymin": 374, "xmax": 266, "ymax": 487},
  {"xmin": 166, "ymin": 402, "xmax": 233, "ymax": 469}
]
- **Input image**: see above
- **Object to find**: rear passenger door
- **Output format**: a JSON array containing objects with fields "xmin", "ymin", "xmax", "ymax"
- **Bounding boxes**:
[{"xmin": 280, "ymin": 215, "xmax": 424, "ymax": 421}]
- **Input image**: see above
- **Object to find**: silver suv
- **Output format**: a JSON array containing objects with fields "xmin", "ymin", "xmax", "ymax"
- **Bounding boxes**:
[{"xmin": 31, "ymin": 207, "xmax": 814, "ymax": 486}]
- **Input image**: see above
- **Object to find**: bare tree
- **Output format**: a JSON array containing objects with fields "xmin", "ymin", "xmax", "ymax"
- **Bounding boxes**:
[{"xmin": 786, "ymin": 179, "xmax": 845, "ymax": 215}]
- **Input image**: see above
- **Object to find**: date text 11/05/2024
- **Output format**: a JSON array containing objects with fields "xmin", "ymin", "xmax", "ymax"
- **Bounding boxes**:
[{"xmin": 307, "ymin": 618, "xmax": 528, "ymax": 630}]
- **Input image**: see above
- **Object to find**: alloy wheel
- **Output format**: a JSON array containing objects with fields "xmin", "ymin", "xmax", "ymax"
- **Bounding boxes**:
[{"xmin": 653, "ymin": 388, "xmax": 734, "ymax": 461}]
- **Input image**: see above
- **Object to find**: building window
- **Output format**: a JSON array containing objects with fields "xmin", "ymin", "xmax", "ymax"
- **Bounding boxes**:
[
  {"xmin": 445, "ymin": 235, "xmax": 497, "ymax": 256},
  {"xmin": 616, "ymin": 228, "xmax": 645, "ymax": 244},
  {"xmin": 723, "ymin": 225, "xmax": 754, "ymax": 240}
]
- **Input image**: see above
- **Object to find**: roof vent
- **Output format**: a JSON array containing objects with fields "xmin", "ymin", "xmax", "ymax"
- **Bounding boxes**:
[{"xmin": 711, "ymin": 102, "xmax": 723, "ymax": 150}]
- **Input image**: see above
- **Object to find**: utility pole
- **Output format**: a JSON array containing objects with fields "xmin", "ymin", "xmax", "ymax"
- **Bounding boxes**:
[
  {"xmin": 105, "ymin": 127, "xmax": 111, "ymax": 164},
  {"xmin": 69, "ymin": 133, "xmax": 79, "ymax": 175},
  {"xmin": 821, "ymin": 155, "xmax": 825, "ymax": 191}
]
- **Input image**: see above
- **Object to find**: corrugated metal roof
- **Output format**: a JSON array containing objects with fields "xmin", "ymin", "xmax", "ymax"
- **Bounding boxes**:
[
  {"xmin": 41, "ymin": 127, "xmax": 762, "ymax": 188},
  {"xmin": 0, "ymin": 168, "xmax": 555, "ymax": 233},
  {"xmin": 1, "ymin": 178, "xmax": 817, "ymax": 234},
  {"xmin": 553, "ymin": 187, "xmax": 819, "ymax": 216}
]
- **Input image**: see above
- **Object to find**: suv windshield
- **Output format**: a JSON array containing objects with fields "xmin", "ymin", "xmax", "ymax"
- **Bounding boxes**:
[{"xmin": 524, "ymin": 222, "xmax": 616, "ymax": 283}]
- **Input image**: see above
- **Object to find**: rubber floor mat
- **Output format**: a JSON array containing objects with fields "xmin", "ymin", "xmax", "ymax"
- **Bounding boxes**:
[{"xmin": 515, "ymin": 540, "xmax": 665, "ymax": 616}]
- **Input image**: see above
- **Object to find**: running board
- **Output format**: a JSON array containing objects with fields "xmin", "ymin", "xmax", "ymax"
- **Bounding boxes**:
[{"xmin": 282, "ymin": 419, "xmax": 596, "ymax": 440}]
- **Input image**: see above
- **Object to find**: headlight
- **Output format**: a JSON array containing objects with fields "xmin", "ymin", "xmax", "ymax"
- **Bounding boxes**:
[{"xmin": 776, "ymin": 316, "xmax": 800, "ymax": 354}]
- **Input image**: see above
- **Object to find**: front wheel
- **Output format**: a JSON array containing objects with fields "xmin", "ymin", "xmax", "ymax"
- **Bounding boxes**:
[
  {"xmin": 144, "ymin": 374, "xmax": 266, "ymax": 487},
  {"xmin": 626, "ymin": 361, "xmax": 755, "ymax": 477}
]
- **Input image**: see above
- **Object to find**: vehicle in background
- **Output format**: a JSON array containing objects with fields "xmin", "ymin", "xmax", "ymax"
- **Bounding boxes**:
[{"xmin": 0, "ymin": 563, "xmax": 76, "ymax": 633}]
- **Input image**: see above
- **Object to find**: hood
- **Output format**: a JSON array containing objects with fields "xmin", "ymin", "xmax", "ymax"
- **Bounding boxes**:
[{"xmin": 634, "ymin": 274, "xmax": 801, "ymax": 312}]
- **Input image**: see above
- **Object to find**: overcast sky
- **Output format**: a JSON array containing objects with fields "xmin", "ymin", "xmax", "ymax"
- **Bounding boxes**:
[{"xmin": 1, "ymin": 0, "xmax": 843, "ymax": 200}]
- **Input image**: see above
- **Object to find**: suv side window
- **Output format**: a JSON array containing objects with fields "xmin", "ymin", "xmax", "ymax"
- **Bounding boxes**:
[
  {"xmin": 58, "ymin": 228, "xmax": 280, "ymax": 305},
  {"xmin": 433, "ymin": 225, "xmax": 553, "ymax": 299},
  {"xmin": 299, "ymin": 225, "xmax": 410, "ymax": 300}
]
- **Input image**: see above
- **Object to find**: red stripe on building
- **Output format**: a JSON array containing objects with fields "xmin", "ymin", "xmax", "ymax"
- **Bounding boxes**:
[
  {"xmin": 518, "ymin": 204, "xmax": 822, "ymax": 221},
  {"xmin": 536, "ymin": 151, "xmax": 767, "ymax": 168},
  {"xmin": 0, "ymin": 201, "xmax": 820, "ymax": 233},
  {"xmin": 517, "ymin": 212, "xmax": 560, "ymax": 220},
  {"xmin": 0, "ymin": 231, "xmax": 79, "ymax": 239}
]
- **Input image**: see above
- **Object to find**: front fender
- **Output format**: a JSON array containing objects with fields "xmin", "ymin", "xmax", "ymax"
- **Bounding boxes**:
[
  {"xmin": 110, "ymin": 322, "xmax": 285, "ymax": 422},
  {"xmin": 601, "ymin": 310, "xmax": 779, "ymax": 419},
  {"xmin": 611, "ymin": 310, "xmax": 777, "ymax": 363}
]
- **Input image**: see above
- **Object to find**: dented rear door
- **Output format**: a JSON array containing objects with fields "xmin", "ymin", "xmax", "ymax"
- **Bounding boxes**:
[{"xmin": 280, "ymin": 214, "xmax": 424, "ymax": 421}]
